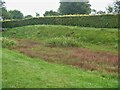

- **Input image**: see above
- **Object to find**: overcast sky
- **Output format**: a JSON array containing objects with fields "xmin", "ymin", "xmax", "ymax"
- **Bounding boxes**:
[{"xmin": 5, "ymin": 0, "xmax": 114, "ymax": 16}]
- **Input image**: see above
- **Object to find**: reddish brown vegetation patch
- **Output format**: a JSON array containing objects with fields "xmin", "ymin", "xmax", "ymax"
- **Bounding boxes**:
[
  {"xmin": 13, "ymin": 39, "xmax": 118, "ymax": 73},
  {"xmin": 71, "ymin": 47, "xmax": 118, "ymax": 66}
]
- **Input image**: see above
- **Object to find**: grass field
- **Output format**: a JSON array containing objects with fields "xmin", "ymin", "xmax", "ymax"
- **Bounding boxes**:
[
  {"xmin": 2, "ymin": 49, "xmax": 118, "ymax": 88},
  {"xmin": 1, "ymin": 25, "xmax": 118, "ymax": 88},
  {"xmin": 0, "ymin": 48, "xmax": 2, "ymax": 89},
  {"xmin": 3, "ymin": 25, "xmax": 118, "ymax": 52}
]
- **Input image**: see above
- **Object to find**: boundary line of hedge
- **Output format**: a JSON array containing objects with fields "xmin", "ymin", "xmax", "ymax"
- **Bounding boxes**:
[{"xmin": 2, "ymin": 15, "xmax": 118, "ymax": 28}]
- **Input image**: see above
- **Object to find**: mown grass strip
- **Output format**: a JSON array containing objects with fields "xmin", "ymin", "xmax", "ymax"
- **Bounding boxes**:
[{"xmin": 2, "ymin": 49, "xmax": 118, "ymax": 88}]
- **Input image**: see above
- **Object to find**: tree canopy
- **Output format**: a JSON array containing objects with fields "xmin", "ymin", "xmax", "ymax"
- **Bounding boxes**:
[
  {"xmin": 9, "ymin": 10, "xmax": 24, "ymax": 19},
  {"xmin": 44, "ymin": 10, "xmax": 59, "ymax": 16},
  {"xmin": 58, "ymin": 2, "xmax": 91, "ymax": 15},
  {"xmin": 106, "ymin": 5, "xmax": 113, "ymax": 14},
  {"xmin": 0, "ymin": 1, "xmax": 12, "ymax": 20},
  {"xmin": 36, "ymin": 12, "xmax": 40, "ymax": 17},
  {"xmin": 106, "ymin": 0, "xmax": 120, "ymax": 14},
  {"xmin": 2, "ymin": 7, "xmax": 12, "ymax": 20},
  {"xmin": 0, "ymin": 0, "xmax": 5, "ymax": 8},
  {"xmin": 25, "ymin": 15, "xmax": 33, "ymax": 18},
  {"xmin": 113, "ymin": 0, "xmax": 120, "ymax": 14}
]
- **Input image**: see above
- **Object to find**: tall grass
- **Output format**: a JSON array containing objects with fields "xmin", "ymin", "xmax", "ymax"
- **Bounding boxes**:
[
  {"xmin": 2, "ymin": 25, "xmax": 118, "ymax": 51},
  {"xmin": 45, "ymin": 36, "xmax": 83, "ymax": 47},
  {"xmin": 1, "ymin": 38, "xmax": 17, "ymax": 48}
]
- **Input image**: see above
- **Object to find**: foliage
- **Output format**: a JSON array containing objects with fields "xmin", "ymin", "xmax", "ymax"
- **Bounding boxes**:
[
  {"xmin": 0, "ymin": 0, "xmax": 5, "ymax": 7},
  {"xmin": 91, "ymin": 9, "xmax": 96, "ymax": 13},
  {"xmin": 9, "ymin": 10, "xmax": 24, "ymax": 19},
  {"xmin": 44, "ymin": 10, "xmax": 59, "ymax": 16},
  {"xmin": 0, "ymin": 2, "xmax": 23, "ymax": 20},
  {"xmin": 113, "ymin": 0, "xmax": 120, "ymax": 14},
  {"xmin": 1, "ymin": 37, "xmax": 17, "ymax": 48},
  {"xmin": 106, "ymin": 5, "xmax": 114, "ymax": 14},
  {"xmin": 36, "ymin": 12, "xmax": 40, "ymax": 17},
  {"xmin": 97, "ymin": 10, "xmax": 106, "ymax": 14},
  {"xmin": 2, "ymin": 25, "xmax": 118, "ymax": 87},
  {"xmin": 58, "ymin": 2, "xmax": 91, "ymax": 15},
  {"xmin": 0, "ymin": 1, "xmax": 24, "ymax": 20},
  {"xmin": 91, "ymin": 9, "xmax": 97, "ymax": 14},
  {"xmin": 1, "ymin": 7, "xmax": 12, "ymax": 20},
  {"xmin": 24, "ymin": 15, "xmax": 33, "ymax": 19},
  {"xmin": 2, "ymin": 15, "xmax": 118, "ymax": 28},
  {"xmin": 0, "ymin": 1, "xmax": 12, "ymax": 20},
  {"xmin": 106, "ymin": 0, "xmax": 120, "ymax": 14},
  {"xmin": 2, "ymin": 25, "xmax": 118, "ymax": 52},
  {"xmin": 45, "ymin": 36, "xmax": 82, "ymax": 47}
]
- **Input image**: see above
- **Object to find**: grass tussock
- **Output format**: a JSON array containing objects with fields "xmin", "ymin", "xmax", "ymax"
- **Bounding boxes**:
[
  {"xmin": 1, "ymin": 37, "xmax": 17, "ymax": 48},
  {"xmin": 45, "ymin": 36, "xmax": 83, "ymax": 47}
]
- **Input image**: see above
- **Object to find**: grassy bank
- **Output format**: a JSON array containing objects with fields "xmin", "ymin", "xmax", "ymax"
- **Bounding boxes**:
[
  {"xmin": 2, "ymin": 49, "xmax": 118, "ymax": 88},
  {"xmin": 2, "ymin": 25, "xmax": 118, "ymax": 53},
  {"xmin": 2, "ymin": 25, "xmax": 118, "ymax": 88}
]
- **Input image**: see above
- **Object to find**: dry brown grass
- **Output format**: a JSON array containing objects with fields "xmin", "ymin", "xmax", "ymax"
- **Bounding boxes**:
[{"xmin": 12, "ymin": 39, "xmax": 118, "ymax": 73}]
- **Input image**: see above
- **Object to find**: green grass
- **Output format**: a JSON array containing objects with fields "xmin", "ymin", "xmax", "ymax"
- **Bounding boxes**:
[
  {"xmin": 2, "ymin": 25, "xmax": 118, "ymax": 53},
  {"xmin": 1, "ymin": 37, "xmax": 17, "ymax": 48},
  {"xmin": 45, "ymin": 36, "xmax": 82, "ymax": 47},
  {"xmin": 2, "ymin": 49, "xmax": 118, "ymax": 88},
  {"xmin": 0, "ymin": 48, "xmax": 2, "ymax": 89},
  {"xmin": 1, "ymin": 25, "xmax": 118, "ymax": 88}
]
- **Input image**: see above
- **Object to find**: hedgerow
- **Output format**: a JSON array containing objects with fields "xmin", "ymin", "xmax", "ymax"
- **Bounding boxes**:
[{"xmin": 2, "ymin": 14, "xmax": 118, "ymax": 28}]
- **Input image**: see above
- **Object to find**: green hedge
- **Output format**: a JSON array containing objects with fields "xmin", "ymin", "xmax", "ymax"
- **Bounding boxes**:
[{"xmin": 2, "ymin": 15, "xmax": 118, "ymax": 28}]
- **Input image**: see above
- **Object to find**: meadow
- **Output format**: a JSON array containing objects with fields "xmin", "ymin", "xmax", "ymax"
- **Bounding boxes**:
[{"xmin": 1, "ymin": 25, "xmax": 118, "ymax": 88}]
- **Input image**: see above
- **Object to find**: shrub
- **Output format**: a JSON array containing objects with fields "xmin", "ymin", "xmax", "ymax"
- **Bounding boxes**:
[
  {"xmin": 2, "ymin": 14, "xmax": 118, "ymax": 28},
  {"xmin": 1, "ymin": 37, "xmax": 17, "ymax": 48},
  {"xmin": 45, "ymin": 36, "xmax": 83, "ymax": 47}
]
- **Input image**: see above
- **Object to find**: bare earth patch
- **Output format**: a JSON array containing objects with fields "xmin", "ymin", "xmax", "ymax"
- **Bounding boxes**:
[{"xmin": 12, "ymin": 39, "xmax": 118, "ymax": 73}]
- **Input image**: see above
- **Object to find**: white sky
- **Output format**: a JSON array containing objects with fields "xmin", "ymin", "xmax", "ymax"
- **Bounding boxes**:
[{"xmin": 5, "ymin": 0, "xmax": 114, "ymax": 16}]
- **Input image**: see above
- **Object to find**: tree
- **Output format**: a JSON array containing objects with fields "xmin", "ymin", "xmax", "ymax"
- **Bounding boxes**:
[
  {"xmin": 44, "ymin": 10, "xmax": 59, "ymax": 16},
  {"xmin": 90, "ymin": 9, "xmax": 97, "ymax": 15},
  {"xmin": 106, "ymin": 5, "xmax": 113, "ymax": 14},
  {"xmin": 91, "ymin": 9, "xmax": 96, "ymax": 13},
  {"xmin": 9, "ymin": 10, "xmax": 24, "ymax": 19},
  {"xmin": 0, "ymin": 0, "xmax": 5, "ymax": 7},
  {"xmin": 25, "ymin": 15, "xmax": 32, "ymax": 18},
  {"xmin": 97, "ymin": 10, "xmax": 106, "ymax": 15},
  {"xmin": 36, "ymin": 12, "xmax": 40, "ymax": 17},
  {"xmin": 113, "ymin": 0, "xmax": 120, "ymax": 14},
  {"xmin": 0, "ymin": 1, "xmax": 12, "ymax": 20},
  {"xmin": 106, "ymin": 0, "xmax": 120, "ymax": 14},
  {"xmin": 58, "ymin": 2, "xmax": 91, "ymax": 15},
  {"xmin": 2, "ymin": 7, "xmax": 12, "ymax": 20}
]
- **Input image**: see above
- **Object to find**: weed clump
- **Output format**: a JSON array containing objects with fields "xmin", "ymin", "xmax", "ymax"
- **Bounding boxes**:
[
  {"xmin": 1, "ymin": 37, "xmax": 17, "ymax": 48},
  {"xmin": 45, "ymin": 36, "xmax": 83, "ymax": 47}
]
